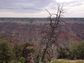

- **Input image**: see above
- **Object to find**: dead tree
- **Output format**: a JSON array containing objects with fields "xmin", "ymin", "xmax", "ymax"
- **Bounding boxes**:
[{"xmin": 40, "ymin": 4, "xmax": 64, "ymax": 63}]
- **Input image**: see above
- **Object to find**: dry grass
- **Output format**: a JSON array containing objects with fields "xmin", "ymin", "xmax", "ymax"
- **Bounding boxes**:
[{"xmin": 51, "ymin": 59, "xmax": 84, "ymax": 63}]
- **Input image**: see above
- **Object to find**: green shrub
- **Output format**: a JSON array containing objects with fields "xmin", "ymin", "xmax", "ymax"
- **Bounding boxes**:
[
  {"xmin": 70, "ymin": 41, "xmax": 84, "ymax": 59},
  {"xmin": 57, "ymin": 46, "xmax": 70, "ymax": 59},
  {"xmin": 0, "ymin": 38, "xmax": 13, "ymax": 63},
  {"xmin": 13, "ymin": 44, "xmax": 23, "ymax": 61},
  {"xmin": 57, "ymin": 41, "xmax": 84, "ymax": 59}
]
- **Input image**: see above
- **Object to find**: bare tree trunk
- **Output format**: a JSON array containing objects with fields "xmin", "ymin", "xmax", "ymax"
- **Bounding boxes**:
[{"xmin": 40, "ymin": 4, "xmax": 64, "ymax": 63}]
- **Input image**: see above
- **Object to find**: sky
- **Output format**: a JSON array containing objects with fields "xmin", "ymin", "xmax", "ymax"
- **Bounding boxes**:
[{"xmin": 0, "ymin": 0, "xmax": 84, "ymax": 17}]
